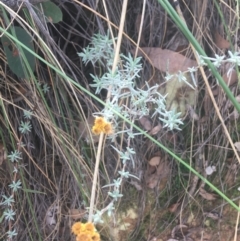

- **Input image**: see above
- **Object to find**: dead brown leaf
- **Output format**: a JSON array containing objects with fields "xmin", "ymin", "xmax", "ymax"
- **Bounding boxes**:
[
  {"xmin": 139, "ymin": 116, "xmax": 152, "ymax": 131},
  {"xmin": 146, "ymin": 159, "xmax": 170, "ymax": 189},
  {"xmin": 135, "ymin": 47, "xmax": 197, "ymax": 73},
  {"xmin": 199, "ymin": 187, "xmax": 217, "ymax": 201},
  {"xmin": 214, "ymin": 31, "xmax": 230, "ymax": 49},
  {"xmin": 156, "ymin": 159, "xmax": 169, "ymax": 175},
  {"xmin": 203, "ymin": 92, "xmax": 212, "ymax": 116},
  {"xmin": 148, "ymin": 156, "xmax": 160, "ymax": 166},
  {"xmin": 204, "ymin": 211, "xmax": 221, "ymax": 220},
  {"xmin": 168, "ymin": 202, "xmax": 180, "ymax": 213},
  {"xmin": 187, "ymin": 105, "xmax": 199, "ymax": 121},
  {"xmin": 171, "ymin": 224, "xmax": 188, "ymax": 239},
  {"xmin": 146, "ymin": 171, "xmax": 159, "ymax": 189},
  {"xmin": 69, "ymin": 208, "xmax": 86, "ymax": 220},
  {"xmin": 224, "ymin": 164, "xmax": 237, "ymax": 187},
  {"xmin": 149, "ymin": 124, "xmax": 162, "ymax": 135},
  {"xmin": 222, "ymin": 69, "xmax": 238, "ymax": 86}
]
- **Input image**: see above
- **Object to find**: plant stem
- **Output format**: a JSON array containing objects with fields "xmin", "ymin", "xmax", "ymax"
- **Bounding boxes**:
[{"xmin": 88, "ymin": 132, "xmax": 104, "ymax": 222}]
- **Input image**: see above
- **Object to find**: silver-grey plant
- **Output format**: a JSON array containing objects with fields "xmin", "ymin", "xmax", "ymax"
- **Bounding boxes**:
[
  {"xmin": 78, "ymin": 33, "xmax": 186, "ymax": 223},
  {"xmin": 0, "ymin": 109, "xmax": 33, "ymax": 240}
]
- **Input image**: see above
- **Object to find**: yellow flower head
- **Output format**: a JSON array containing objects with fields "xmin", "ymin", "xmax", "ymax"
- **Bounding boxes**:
[
  {"xmin": 92, "ymin": 126, "xmax": 101, "ymax": 135},
  {"xmin": 92, "ymin": 232, "xmax": 100, "ymax": 241},
  {"xmin": 85, "ymin": 222, "xmax": 95, "ymax": 232},
  {"xmin": 92, "ymin": 116, "xmax": 113, "ymax": 135},
  {"xmin": 76, "ymin": 233, "xmax": 92, "ymax": 241},
  {"xmin": 72, "ymin": 222, "xmax": 101, "ymax": 241},
  {"xmin": 94, "ymin": 117, "xmax": 105, "ymax": 126},
  {"xmin": 103, "ymin": 122, "xmax": 113, "ymax": 134},
  {"xmin": 71, "ymin": 222, "xmax": 82, "ymax": 235}
]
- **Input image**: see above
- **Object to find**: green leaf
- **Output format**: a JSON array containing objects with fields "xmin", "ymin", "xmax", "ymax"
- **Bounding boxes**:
[
  {"xmin": 42, "ymin": 1, "xmax": 62, "ymax": 23},
  {"xmin": 1, "ymin": 26, "xmax": 35, "ymax": 78},
  {"xmin": 22, "ymin": 188, "xmax": 46, "ymax": 194}
]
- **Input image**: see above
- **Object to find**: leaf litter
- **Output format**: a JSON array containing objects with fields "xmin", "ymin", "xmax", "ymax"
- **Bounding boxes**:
[
  {"xmin": 135, "ymin": 47, "xmax": 198, "ymax": 73},
  {"xmin": 146, "ymin": 154, "xmax": 170, "ymax": 189},
  {"xmin": 199, "ymin": 187, "xmax": 217, "ymax": 201}
]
